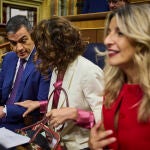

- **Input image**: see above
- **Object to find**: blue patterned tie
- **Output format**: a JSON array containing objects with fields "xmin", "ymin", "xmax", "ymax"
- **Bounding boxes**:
[{"xmin": 7, "ymin": 59, "xmax": 26, "ymax": 104}]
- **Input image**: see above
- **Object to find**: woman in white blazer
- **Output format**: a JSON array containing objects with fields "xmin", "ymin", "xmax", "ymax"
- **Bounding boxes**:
[{"xmin": 16, "ymin": 16, "xmax": 104, "ymax": 150}]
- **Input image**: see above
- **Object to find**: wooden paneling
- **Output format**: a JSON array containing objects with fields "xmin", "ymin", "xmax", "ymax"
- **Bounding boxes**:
[
  {"xmin": 80, "ymin": 28, "xmax": 105, "ymax": 43},
  {"xmin": 73, "ymin": 20, "xmax": 105, "ymax": 29},
  {"xmin": 97, "ymin": 29, "xmax": 104, "ymax": 43},
  {"xmin": 131, "ymin": 0, "xmax": 150, "ymax": 4},
  {"xmin": 64, "ymin": 0, "xmax": 150, "ymax": 43},
  {"xmin": 131, "ymin": 0, "xmax": 150, "ymax": 2},
  {"xmin": 80, "ymin": 29, "xmax": 97, "ymax": 43},
  {"xmin": 0, "ymin": 24, "xmax": 6, "ymax": 36},
  {"xmin": 64, "ymin": 12, "xmax": 108, "ymax": 43}
]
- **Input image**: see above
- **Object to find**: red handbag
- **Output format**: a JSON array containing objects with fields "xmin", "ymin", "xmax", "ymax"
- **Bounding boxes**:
[
  {"xmin": 16, "ymin": 117, "xmax": 60, "ymax": 150},
  {"xmin": 16, "ymin": 86, "xmax": 69, "ymax": 150}
]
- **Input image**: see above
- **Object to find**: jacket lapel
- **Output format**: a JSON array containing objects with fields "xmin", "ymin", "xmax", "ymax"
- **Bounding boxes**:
[
  {"xmin": 4, "ymin": 59, "xmax": 18, "ymax": 88},
  {"xmin": 14, "ymin": 49, "xmax": 36, "ymax": 102},
  {"xmin": 2, "ymin": 57, "xmax": 18, "ymax": 102},
  {"xmin": 57, "ymin": 64, "xmax": 75, "ymax": 108},
  {"xmin": 58, "ymin": 57, "xmax": 79, "ymax": 108}
]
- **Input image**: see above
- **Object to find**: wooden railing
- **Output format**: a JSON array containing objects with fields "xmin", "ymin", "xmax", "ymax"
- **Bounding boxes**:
[{"xmin": 63, "ymin": 1, "xmax": 150, "ymax": 43}]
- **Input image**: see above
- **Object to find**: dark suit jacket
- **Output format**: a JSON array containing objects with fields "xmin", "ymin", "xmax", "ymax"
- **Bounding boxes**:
[
  {"xmin": 0, "ymin": 48, "xmax": 50, "ymax": 131},
  {"xmin": 82, "ymin": 0, "xmax": 109, "ymax": 13}
]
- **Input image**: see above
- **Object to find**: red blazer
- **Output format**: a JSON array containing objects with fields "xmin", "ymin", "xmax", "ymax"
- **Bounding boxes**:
[{"xmin": 103, "ymin": 84, "xmax": 150, "ymax": 150}]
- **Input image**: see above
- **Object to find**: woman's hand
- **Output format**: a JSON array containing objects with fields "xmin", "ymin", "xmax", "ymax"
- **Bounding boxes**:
[
  {"xmin": 15, "ymin": 100, "xmax": 40, "ymax": 117},
  {"xmin": 46, "ymin": 107, "xmax": 77, "ymax": 128},
  {"xmin": 89, "ymin": 121, "xmax": 116, "ymax": 150}
]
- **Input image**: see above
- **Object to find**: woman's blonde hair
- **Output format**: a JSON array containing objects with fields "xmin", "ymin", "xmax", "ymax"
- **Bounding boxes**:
[{"xmin": 103, "ymin": 4, "xmax": 150, "ymax": 121}]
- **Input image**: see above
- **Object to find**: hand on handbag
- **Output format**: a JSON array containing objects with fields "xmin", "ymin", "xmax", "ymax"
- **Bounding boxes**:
[{"xmin": 16, "ymin": 87, "xmax": 69, "ymax": 150}]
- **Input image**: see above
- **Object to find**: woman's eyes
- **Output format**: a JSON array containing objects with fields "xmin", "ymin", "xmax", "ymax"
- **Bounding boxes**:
[
  {"xmin": 118, "ymin": 31, "xmax": 124, "ymax": 36},
  {"xmin": 106, "ymin": 27, "xmax": 124, "ymax": 37},
  {"xmin": 116, "ymin": 27, "xmax": 124, "ymax": 36}
]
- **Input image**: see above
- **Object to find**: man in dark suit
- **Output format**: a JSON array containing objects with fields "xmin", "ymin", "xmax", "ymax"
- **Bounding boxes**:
[
  {"xmin": 82, "ymin": 0, "xmax": 109, "ymax": 13},
  {"xmin": 0, "ymin": 15, "xmax": 50, "ymax": 131}
]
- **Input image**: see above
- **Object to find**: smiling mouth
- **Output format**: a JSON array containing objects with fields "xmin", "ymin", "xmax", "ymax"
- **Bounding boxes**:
[{"xmin": 108, "ymin": 50, "xmax": 119, "ymax": 57}]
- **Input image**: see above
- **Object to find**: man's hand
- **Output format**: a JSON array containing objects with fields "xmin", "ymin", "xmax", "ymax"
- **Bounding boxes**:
[{"xmin": 15, "ymin": 100, "xmax": 40, "ymax": 117}]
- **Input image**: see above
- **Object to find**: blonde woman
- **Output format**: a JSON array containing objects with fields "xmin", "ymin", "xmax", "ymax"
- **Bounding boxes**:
[{"xmin": 89, "ymin": 4, "xmax": 150, "ymax": 150}]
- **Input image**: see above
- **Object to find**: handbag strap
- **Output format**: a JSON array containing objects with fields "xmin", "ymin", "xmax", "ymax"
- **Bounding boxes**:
[
  {"xmin": 46, "ymin": 71, "xmax": 69, "ymax": 112},
  {"xmin": 16, "ymin": 116, "xmax": 48, "ymax": 132},
  {"xmin": 46, "ymin": 86, "xmax": 69, "ymax": 112},
  {"xmin": 45, "ymin": 86, "xmax": 69, "ymax": 132},
  {"xmin": 29, "ymin": 117, "xmax": 48, "ymax": 142}
]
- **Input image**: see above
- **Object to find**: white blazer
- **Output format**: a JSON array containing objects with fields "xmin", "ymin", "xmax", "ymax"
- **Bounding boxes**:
[{"xmin": 48, "ymin": 55, "xmax": 104, "ymax": 149}]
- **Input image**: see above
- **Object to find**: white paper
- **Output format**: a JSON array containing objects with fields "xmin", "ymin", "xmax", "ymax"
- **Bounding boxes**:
[{"xmin": 0, "ymin": 127, "xmax": 30, "ymax": 148}]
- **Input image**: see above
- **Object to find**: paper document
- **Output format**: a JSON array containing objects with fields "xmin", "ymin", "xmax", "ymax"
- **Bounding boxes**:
[{"xmin": 0, "ymin": 127, "xmax": 30, "ymax": 148}]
